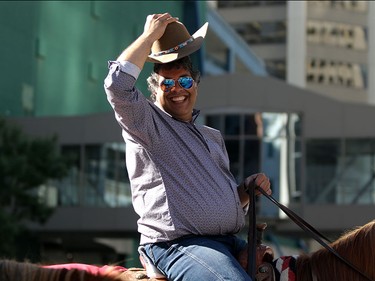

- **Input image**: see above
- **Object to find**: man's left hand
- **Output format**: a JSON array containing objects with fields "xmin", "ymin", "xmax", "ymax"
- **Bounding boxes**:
[{"xmin": 243, "ymin": 173, "xmax": 271, "ymax": 196}]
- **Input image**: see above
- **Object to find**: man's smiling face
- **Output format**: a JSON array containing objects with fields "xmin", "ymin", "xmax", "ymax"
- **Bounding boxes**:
[{"xmin": 155, "ymin": 67, "xmax": 197, "ymax": 122}]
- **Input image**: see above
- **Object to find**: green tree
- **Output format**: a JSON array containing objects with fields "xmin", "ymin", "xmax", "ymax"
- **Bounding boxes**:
[{"xmin": 0, "ymin": 117, "xmax": 69, "ymax": 259}]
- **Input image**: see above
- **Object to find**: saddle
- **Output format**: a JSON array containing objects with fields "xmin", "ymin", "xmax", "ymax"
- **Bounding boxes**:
[
  {"xmin": 137, "ymin": 223, "xmax": 276, "ymax": 281},
  {"xmin": 114, "ymin": 267, "xmax": 166, "ymax": 280},
  {"xmin": 237, "ymin": 223, "xmax": 276, "ymax": 281},
  {"xmin": 255, "ymin": 223, "xmax": 276, "ymax": 281}
]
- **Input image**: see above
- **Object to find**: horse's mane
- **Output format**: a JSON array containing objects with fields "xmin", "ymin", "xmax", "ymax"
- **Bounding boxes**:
[
  {"xmin": 296, "ymin": 220, "xmax": 375, "ymax": 281},
  {"xmin": 0, "ymin": 260, "xmax": 123, "ymax": 281}
]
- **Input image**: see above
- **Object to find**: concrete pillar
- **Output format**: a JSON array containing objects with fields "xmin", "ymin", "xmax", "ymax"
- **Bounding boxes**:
[
  {"xmin": 287, "ymin": 1, "xmax": 307, "ymax": 88},
  {"xmin": 368, "ymin": 1, "xmax": 375, "ymax": 105}
]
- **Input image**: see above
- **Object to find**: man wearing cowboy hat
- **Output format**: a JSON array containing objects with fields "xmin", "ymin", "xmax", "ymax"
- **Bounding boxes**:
[{"xmin": 104, "ymin": 13, "xmax": 271, "ymax": 281}]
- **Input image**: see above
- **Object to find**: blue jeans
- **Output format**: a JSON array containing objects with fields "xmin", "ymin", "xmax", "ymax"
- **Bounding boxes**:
[{"xmin": 143, "ymin": 235, "xmax": 252, "ymax": 281}]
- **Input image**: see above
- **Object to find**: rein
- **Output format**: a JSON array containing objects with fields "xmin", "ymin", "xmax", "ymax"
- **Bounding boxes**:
[
  {"xmin": 247, "ymin": 186, "xmax": 374, "ymax": 281},
  {"xmin": 247, "ymin": 185, "xmax": 256, "ymax": 280}
]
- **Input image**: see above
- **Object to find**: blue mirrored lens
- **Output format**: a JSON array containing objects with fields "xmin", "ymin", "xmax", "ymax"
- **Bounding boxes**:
[
  {"xmin": 178, "ymin": 77, "xmax": 193, "ymax": 89},
  {"xmin": 162, "ymin": 79, "xmax": 175, "ymax": 89}
]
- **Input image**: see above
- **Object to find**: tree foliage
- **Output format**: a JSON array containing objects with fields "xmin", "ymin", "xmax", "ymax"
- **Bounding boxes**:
[{"xmin": 0, "ymin": 117, "xmax": 70, "ymax": 258}]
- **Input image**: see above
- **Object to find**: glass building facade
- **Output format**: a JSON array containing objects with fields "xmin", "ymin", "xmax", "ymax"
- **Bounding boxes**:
[
  {"xmin": 205, "ymin": 112, "xmax": 302, "ymax": 217},
  {"xmin": 44, "ymin": 112, "xmax": 375, "ymax": 213},
  {"xmin": 306, "ymin": 138, "xmax": 375, "ymax": 205}
]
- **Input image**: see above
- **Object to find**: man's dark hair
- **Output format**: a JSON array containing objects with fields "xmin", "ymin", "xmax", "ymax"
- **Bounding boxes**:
[{"xmin": 147, "ymin": 56, "xmax": 201, "ymax": 102}]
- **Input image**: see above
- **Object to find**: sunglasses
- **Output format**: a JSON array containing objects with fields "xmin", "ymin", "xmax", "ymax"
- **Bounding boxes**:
[{"xmin": 160, "ymin": 76, "xmax": 194, "ymax": 92}]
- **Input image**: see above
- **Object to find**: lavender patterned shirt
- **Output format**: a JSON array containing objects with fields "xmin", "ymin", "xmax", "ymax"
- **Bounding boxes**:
[{"xmin": 104, "ymin": 61, "xmax": 246, "ymax": 244}]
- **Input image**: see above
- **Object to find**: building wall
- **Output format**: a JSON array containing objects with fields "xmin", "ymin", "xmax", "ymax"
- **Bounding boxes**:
[
  {"xmin": 198, "ymin": 73, "xmax": 375, "ymax": 233},
  {"xmin": 286, "ymin": 1, "xmax": 306, "ymax": 88},
  {"xmin": 305, "ymin": 1, "xmax": 369, "ymax": 103},
  {"xmin": 0, "ymin": 1, "xmax": 206, "ymax": 117},
  {"xmin": 368, "ymin": 1, "xmax": 375, "ymax": 105},
  {"xmin": 215, "ymin": 1, "xmax": 371, "ymax": 104}
]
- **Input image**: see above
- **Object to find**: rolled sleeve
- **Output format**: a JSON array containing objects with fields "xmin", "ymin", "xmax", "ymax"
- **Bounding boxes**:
[{"xmin": 107, "ymin": 60, "xmax": 141, "ymax": 80}]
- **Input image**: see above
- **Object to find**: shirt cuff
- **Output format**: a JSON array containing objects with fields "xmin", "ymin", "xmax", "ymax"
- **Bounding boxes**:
[{"xmin": 116, "ymin": 61, "xmax": 141, "ymax": 80}]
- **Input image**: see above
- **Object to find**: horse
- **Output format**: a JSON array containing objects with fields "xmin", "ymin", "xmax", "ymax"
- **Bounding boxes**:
[
  {"xmin": 0, "ymin": 259, "xmax": 164, "ymax": 281},
  {"xmin": 1, "ymin": 220, "xmax": 374, "ymax": 281},
  {"xmin": 256, "ymin": 219, "xmax": 375, "ymax": 281}
]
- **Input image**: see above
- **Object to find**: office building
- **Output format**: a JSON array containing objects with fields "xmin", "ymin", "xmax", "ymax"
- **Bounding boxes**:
[
  {"xmin": 1, "ymin": 1, "xmax": 375, "ymax": 264},
  {"xmin": 211, "ymin": 1, "xmax": 375, "ymax": 104}
]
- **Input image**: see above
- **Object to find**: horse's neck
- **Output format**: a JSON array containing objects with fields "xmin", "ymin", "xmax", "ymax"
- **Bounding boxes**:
[
  {"xmin": 272, "ymin": 256, "xmax": 299, "ymax": 281},
  {"xmin": 288, "ymin": 254, "xmax": 315, "ymax": 281}
]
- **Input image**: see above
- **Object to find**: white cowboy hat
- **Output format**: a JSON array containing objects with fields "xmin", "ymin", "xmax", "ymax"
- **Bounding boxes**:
[{"xmin": 147, "ymin": 21, "xmax": 209, "ymax": 64}]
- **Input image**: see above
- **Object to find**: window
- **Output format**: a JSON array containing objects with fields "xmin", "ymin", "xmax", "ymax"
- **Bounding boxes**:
[
  {"xmin": 232, "ymin": 21, "xmax": 287, "ymax": 44},
  {"xmin": 55, "ymin": 143, "xmax": 130, "ymax": 207},
  {"xmin": 306, "ymin": 20, "xmax": 367, "ymax": 51},
  {"xmin": 306, "ymin": 138, "xmax": 375, "ymax": 205},
  {"xmin": 306, "ymin": 58, "xmax": 366, "ymax": 89},
  {"xmin": 205, "ymin": 112, "xmax": 303, "ymax": 216}
]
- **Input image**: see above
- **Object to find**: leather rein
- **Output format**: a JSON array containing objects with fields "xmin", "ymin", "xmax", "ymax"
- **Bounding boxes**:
[{"xmin": 247, "ymin": 186, "xmax": 374, "ymax": 281}]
